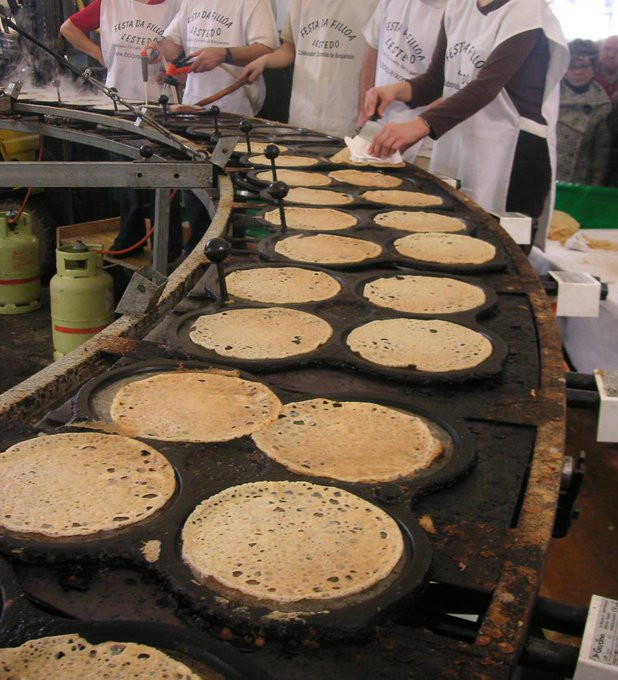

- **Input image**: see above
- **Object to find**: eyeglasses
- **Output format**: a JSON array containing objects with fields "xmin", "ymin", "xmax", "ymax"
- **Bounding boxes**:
[{"xmin": 568, "ymin": 62, "xmax": 594, "ymax": 71}]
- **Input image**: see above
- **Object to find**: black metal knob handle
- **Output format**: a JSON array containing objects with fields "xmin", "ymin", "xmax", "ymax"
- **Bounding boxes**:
[
  {"xmin": 264, "ymin": 144, "xmax": 279, "ymax": 160},
  {"xmin": 139, "ymin": 144, "xmax": 154, "ymax": 159},
  {"xmin": 268, "ymin": 181, "xmax": 289, "ymax": 201},
  {"xmin": 158, "ymin": 94, "xmax": 169, "ymax": 107},
  {"xmin": 204, "ymin": 237, "xmax": 231, "ymax": 263},
  {"xmin": 208, "ymin": 105, "xmax": 220, "ymax": 117},
  {"xmin": 239, "ymin": 119, "xmax": 253, "ymax": 134}
]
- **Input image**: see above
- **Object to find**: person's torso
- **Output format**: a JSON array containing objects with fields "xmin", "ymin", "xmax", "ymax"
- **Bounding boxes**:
[
  {"xmin": 287, "ymin": 0, "xmax": 378, "ymax": 137},
  {"xmin": 100, "ymin": 0, "xmax": 181, "ymax": 100}
]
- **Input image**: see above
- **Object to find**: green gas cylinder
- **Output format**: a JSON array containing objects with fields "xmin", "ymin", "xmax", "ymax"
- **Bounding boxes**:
[
  {"xmin": 50, "ymin": 242, "xmax": 114, "ymax": 360},
  {"xmin": 0, "ymin": 210, "xmax": 41, "ymax": 315}
]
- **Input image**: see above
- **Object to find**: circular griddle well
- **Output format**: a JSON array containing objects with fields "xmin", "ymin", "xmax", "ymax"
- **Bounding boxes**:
[
  {"xmin": 164, "ymin": 264, "xmax": 506, "ymax": 384},
  {"xmin": 0, "ymin": 359, "xmax": 476, "ymax": 638},
  {"xmin": 0, "ymin": 556, "xmax": 273, "ymax": 679}
]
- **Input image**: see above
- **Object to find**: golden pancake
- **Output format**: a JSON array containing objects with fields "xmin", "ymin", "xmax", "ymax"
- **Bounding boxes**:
[
  {"xmin": 256, "ymin": 169, "xmax": 331, "ymax": 186},
  {"xmin": 284, "ymin": 187, "xmax": 355, "ymax": 205},
  {"xmin": 362, "ymin": 189, "xmax": 443, "ymax": 207},
  {"xmin": 328, "ymin": 169, "xmax": 402, "ymax": 188},
  {"xmin": 374, "ymin": 210, "xmax": 466, "ymax": 233},
  {"xmin": 263, "ymin": 206, "xmax": 357, "ymax": 231},
  {"xmin": 226, "ymin": 267, "xmax": 341, "ymax": 303},
  {"xmin": 394, "ymin": 233, "xmax": 496, "ymax": 265},
  {"xmin": 250, "ymin": 154, "xmax": 319, "ymax": 168},
  {"xmin": 274, "ymin": 233, "xmax": 382, "ymax": 265}
]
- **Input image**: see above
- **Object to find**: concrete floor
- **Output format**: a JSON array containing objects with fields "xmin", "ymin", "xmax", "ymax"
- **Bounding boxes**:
[{"xmin": 1, "ymin": 291, "xmax": 617, "ymax": 644}]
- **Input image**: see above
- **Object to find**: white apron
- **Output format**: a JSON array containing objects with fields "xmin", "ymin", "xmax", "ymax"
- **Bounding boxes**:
[
  {"xmin": 429, "ymin": 0, "xmax": 568, "ymax": 242},
  {"xmin": 163, "ymin": 0, "xmax": 278, "ymax": 115},
  {"xmin": 363, "ymin": 0, "xmax": 445, "ymax": 160},
  {"xmin": 285, "ymin": 0, "xmax": 378, "ymax": 138},
  {"xmin": 100, "ymin": 0, "xmax": 181, "ymax": 101}
]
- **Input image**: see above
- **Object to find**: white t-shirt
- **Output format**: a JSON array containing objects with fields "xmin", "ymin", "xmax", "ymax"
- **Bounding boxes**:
[
  {"xmin": 100, "ymin": 0, "xmax": 181, "ymax": 100},
  {"xmin": 164, "ymin": 0, "xmax": 279, "ymax": 114},
  {"xmin": 282, "ymin": 0, "xmax": 378, "ymax": 138}
]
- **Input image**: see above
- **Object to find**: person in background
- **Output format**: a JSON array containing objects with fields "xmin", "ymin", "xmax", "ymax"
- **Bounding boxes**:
[
  {"xmin": 595, "ymin": 35, "xmax": 618, "ymax": 99},
  {"xmin": 240, "ymin": 0, "xmax": 378, "ymax": 139},
  {"xmin": 157, "ymin": 0, "xmax": 278, "ymax": 255},
  {"xmin": 605, "ymin": 98, "xmax": 618, "ymax": 187},
  {"xmin": 363, "ymin": 0, "xmax": 568, "ymax": 249},
  {"xmin": 557, "ymin": 39, "xmax": 610, "ymax": 186},
  {"xmin": 60, "ymin": 0, "xmax": 184, "ymax": 260},
  {"xmin": 358, "ymin": 0, "xmax": 446, "ymax": 164}
]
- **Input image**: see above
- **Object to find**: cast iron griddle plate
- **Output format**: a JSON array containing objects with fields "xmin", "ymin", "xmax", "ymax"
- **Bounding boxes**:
[
  {"xmin": 0, "ymin": 557, "xmax": 272, "ymax": 679},
  {"xmin": 0, "ymin": 359, "xmax": 476, "ymax": 638}
]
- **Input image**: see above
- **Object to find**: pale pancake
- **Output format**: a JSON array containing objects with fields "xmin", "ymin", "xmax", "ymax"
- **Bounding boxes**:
[
  {"xmin": 284, "ymin": 187, "xmax": 355, "ymax": 205},
  {"xmin": 362, "ymin": 189, "xmax": 443, "ymax": 207},
  {"xmin": 235, "ymin": 141, "xmax": 288, "ymax": 154},
  {"xmin": 250, "ymin": 154, "xmax": 319, "ymax": 168},
  {"xmin": 364, "ymin": 275, "xmax": 487, "ymax": 314},
  {"xmin": 274, "ymin": 234, "xmax": 382, "ymax": 265},
  {"xmin": 374, "ymin": 211, "xmax": 466, "ymax": 233},
  {"xmin": 394, "ymin": 233, "xmax": 496, "ymax": 265},
  {"xmin": 256, "ymin": 169, "xmax": 331, "ymax": 186},
  {"xmin": 189, "ymin": 307, "xmax": 333, "ymax": 359},
  {"xmin": 328, "ymin": 169, "xmax": 402, "ymax": 188},
  {"xmin": 548, "ymin": 209, "xmax": 580, "ymax": 244},
  {"xmin": 226, "ymin": 267, "xmax": 341, "ymax": 303},
  {"xmin": 0, "ymin": 433, "xmax": 175, "ymax": 537},
  {"xmin": 0, "ymin": 635, "xmax": 208, "ymax": 679},
  {"xmin": 181, "ymin": 481, "xmax": 404, "ymax": 603},
  {"xmin": 252, "ymin": 398, "xmax": 443, "ymax": 483},
  {"xmin": 110, "ymin": 372, "xmax": 282, "ymax": 442},
  {"xmin": 346, "ymin": 319, "xmax": 493, "ymax": 371},
  {"xmin": 263, "ymin": 206, "xmax": 357, "ymax": 231},
  {"xmin": 330, "ymin": 146, "xmax": 406, "ymax": 168}
]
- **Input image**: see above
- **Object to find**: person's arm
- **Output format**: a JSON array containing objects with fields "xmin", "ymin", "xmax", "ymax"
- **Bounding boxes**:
[
  {"xmin": 189, "ymin": 41, "xmax": 274, "ymax": 73},
  {"xmin": 240, "ymin": 41, "xmax": 295, "ymax": 82},
  {"xmin": 59, "ymin": 6, "xmax": 104, "ymax": 66},
  {"xmin": 358, "ymin": 46, "xmax": 378, "ymax": 126},
  {"xmin": 157, "ymin": 36, "xmax": 184, "ymax": 62}
]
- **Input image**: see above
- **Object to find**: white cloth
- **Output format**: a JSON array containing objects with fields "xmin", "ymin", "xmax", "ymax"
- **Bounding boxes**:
[
  {"xmin": 282, "ymin": 0, "xmax": 378, "ymax": 138},
  {"xmin": 100, "ymin": 0, "xmax": 181, "ymax": 101},
  {"xmin": 163, "ymin": 0, "xmax": 279, "ymax": 115},
  {"xmin": 363, "ymin": 0, "xmax": 445, "ymax": 160},
  {"xmin": 344, "ymin": 133, "xmax": 403, "ymax": 164},
  {"xmin": 429, "ymin": 0, "xmax": 568, "ymax": 244}
]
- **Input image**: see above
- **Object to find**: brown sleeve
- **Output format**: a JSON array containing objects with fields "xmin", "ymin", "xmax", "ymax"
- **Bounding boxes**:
[
  {"xmin": 406, "ymin": 20, "xmax": 447, "ymax": 106},
  {"xmin": 419, "ymin": 28, "xmax": 544, "ymax": 139}
]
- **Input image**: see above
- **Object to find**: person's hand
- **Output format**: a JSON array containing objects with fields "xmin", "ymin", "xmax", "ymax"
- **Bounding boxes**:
[
  {"xmin": 188, "ymin": 47, "xmax": 226, "ymax": 73},
  {"xmin": 360, "ymin": 82, "xmax": 412, "ymax": 126},
  {"xmin": 240, "ymin": 55, "xmax": 267, "ymax": 83},
  {"xmin": 368, "ymin": 117, "xmax": 430, "ymax": 158},
  {"xmin": 145, "ymin": 42, "xmax": 162, "ymax": 63}
]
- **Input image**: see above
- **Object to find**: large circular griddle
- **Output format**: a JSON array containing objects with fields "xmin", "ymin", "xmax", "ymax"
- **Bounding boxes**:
[
  {"xmin": 0, "ymin": 360, "xmax": 476, "ymax": 639},
  {"xmin": 0, "ymin": 557, "xmax": 272, "ymax": 680}
]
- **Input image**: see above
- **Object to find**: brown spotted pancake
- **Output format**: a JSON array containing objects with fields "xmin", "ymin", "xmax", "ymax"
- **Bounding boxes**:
[
  {"xmin": 363, "ymin": 275, "xmax": 487, "ymax": 315},
  {"xmin": 284, "ymin": 187, "xmax": 355, "ymax": 206},
  {"xmin": 189, "ymin": 307, "xmax": 333, "ymax": 360},
  {"xmin": 328, "ymin": 169, "xmax": 402, "ymax": 188},
  {"xmin": 226, "ymin": 267, "xmax": 341, "ymax": 303},
  {"xmin": 252, "ymin": 399, "xmax": 443, "ymax": 483},
  {"xmin": 249, "ymin": 154, "xmax": 319, "ymax": 168},
  {"xmin": 181, "ymin": 481, "xmax": 404, "ymax": 604},
  {"xmin": 374, "ymin": 211, "xmax": 466, "ymax": 233},
  {"xmin": 394, "ymin": 233, "xmax": 496, "ymax": 265},
  {"xmin": 110, "ymin": 372, "xmax": 282, "ymax": 442},
  {"xmin": 0, "ymin": 433, "xmax": 175, "ymax": 537},
  {"xmin": 262, "ymin": 206, "xmax": 357, "ymax": 231},
  {"xmin": 362, "ymin": 189, "xmax": 443, "ymax": 208},
  {"xmin": 346, "ymin": 319, "xmax": 493, "ymax": 371},
  {"xmin": 274, "ymin": 233, "xmax": 382, "ymax": 265},
  {"xmin": 256, "ymin": 169, "xmax": 331, "ymax": 186},
  {"xmin": 0, "ymin": 635, "xmax": 207, "ymax": 679}
]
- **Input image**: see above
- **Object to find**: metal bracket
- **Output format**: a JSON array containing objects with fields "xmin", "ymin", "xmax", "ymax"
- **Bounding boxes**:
[
  {"xmin": 211, "ymin": 136, "xmax": 239, "ymax": 170},
  {"xmin": 115, "ymin": 266, "xmax": 168, "ymax": 316}
]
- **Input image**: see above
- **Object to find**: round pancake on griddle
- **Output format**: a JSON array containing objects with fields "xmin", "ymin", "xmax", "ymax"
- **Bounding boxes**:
[
  {"xmin": 235, "ymin": 141, "xmax": 288, "ymax": 154},
  {"xmin": 284, "ymin": 187, "xmax": 355, "ymax": 205},
  {"xmin": 263, "ymin": 206, "xmax": 357, "ymax": 231},
  {"xmin": 328, "ymin": 169, "xmax": 402, "ymax": 188},
  {"xmin": 274, "ymin": 233, "xmax": 382, "ymax": 265},
  {"xmin": 256, "ymin": 169, "xmax": 331, "ymax": 186},
  {"xmin": 252, "ymin": 398, "xmax": 443, "ymax": 483},
  {"xmin": 363, "ymin": 275, "xmax": 487, "ymax": 314},
  {"xmin": 226, "ymin": 267, "xmax": 341, "ymax": 303},
  {"xmin": 0, "ymin": 635, "xmax": 206, "ymax": 679},
  {"xmin": 189, "ymin": 307, "xmax": 333, "ymax": 359},
  {"xmin": 181, "ymin": 481, "xmax": 404, "ymax": 604},
  {"xmin": 362, "ymin": 189, "xmax": 443, "ymax": 207},
  {"xmin": 374, "ymin": 210, "xmax": 466, "ymax": 233},
  {"xmin": 394, "ymin": 233, "xmax": 496, "ymax": 265},
  {"xmin": 346, "ymin": 319, "xmax": 493, "ymax": 371},
  {"xmin": 110, "ymin": 372, "xmax": 282, "ymax": 442},
  {"xmin": 250, "ymin": 154, "xmax": 319, "ymax": 168},
  {"xmin": 0, "ymin": 433, "xmax": 175, "ymax": 537}
]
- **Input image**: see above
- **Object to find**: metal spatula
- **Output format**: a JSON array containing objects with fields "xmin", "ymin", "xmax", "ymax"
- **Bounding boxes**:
[{"xmin": 357, "ymin": 113, "xmax": 381, "ymax": 142}]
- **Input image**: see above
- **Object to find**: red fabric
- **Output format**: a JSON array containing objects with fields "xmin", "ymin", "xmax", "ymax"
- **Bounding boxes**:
[
  {"xmin": 69, "ymin": 0, "xmax": 166, "ymax": 33},
  {"xmin": 595, "ymin": 68, "xmax": 618, "ymax": 99}
]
